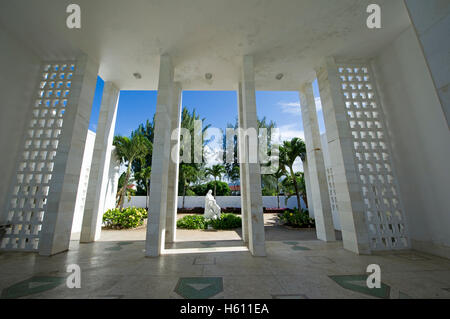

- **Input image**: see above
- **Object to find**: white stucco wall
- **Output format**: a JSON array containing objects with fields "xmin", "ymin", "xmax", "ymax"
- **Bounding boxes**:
[
  {"xmin": 124, "ymin": 196, "xmax": 305, "ymax": 211},
  {"xmin": 372, "ymin": 26, "xmax": 450, "ymax": 258},
  {"xmin": 70, "ymin": 130, "xmax": 96, "ymax": 238},
  {"xmin": 0, "ymin": 25, "xmax": 41, "ymax": 221},
  {"xmin": 405, "ymin": 0, "xmax": 450, "ymax": 126}
]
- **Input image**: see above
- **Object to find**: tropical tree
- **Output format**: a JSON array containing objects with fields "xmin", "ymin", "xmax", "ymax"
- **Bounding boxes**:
[
  {"xmin": 179, "ymin": 165, "xmax": 199, "ymax": 209},
  {"xmin": 205, "ymin": 164, "xmax": 226, "ymax": 197},
  {"xmin": 279, "ymin": 137, "xmax": 306, "ymax": 210},
  {"xmin": 281, "ymin": 172, "xmax": 307, "ymax": 209},
  {"xmin": 224, "ymin": 116, "xmax": 277, "ymax": 190},
  {"xmin": 131, "ymin": 117, "xmax": 155, "ymax": 195},
  {"xmin": 267, "ymin": 169, "xmax": 285, "ymax": 208},
  {"xmin": 116, "ymin": 172, "xmax": 136, "ymax": 206},
  {"xmin": 191, "ymin": 181, "xmax": 231, "ymax": 196},
  {"xmin": 134, "ymin": 166, "xmax": 151, "ymax": 209},
  {"xmin": 177, "ymin": 107, "xmax": 211, "ymax": 201},
  {"xmin": 180, "ymin": 107, "xmax": 211, "ymax": 160},
  {"xmin": 227, "ymin": 165, "xmax": 240, "ymax": 186},
  {"xmin": 114, "ymin": 134, "xmax": 152, "ymax": 209}
]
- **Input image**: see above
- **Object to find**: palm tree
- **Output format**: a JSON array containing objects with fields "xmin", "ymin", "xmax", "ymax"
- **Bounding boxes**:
[
  {"xmin": 205, "ymin": 164, "xmax": 226, "ymax": 197},
  {"xmin": 131, "ymin": 117, "xmax": 155, "ymax": 194},
  {"xmin": 281, "ymin": 172, "xmax": 307, "ymax": 209},
  {"xmin": 180, "ymin": 165, "xmax": 198, "ymax": 208},
  {"xmin": 177, "ymin": 107, "xmax": 211, "ymax": 205},
  {"xmin": 227, "ymin": 165, "xmax": 240, "ymax": 186},
  {"xmin": 279, "ymin": 137, "xmax": 306, "ymax": 210},
  {"xmin": 135, "ymin": 166, "xmax": 151, "ymax": 209},
  {"xmin": 271, "ymin": 169, "xmax": 285, "ymax": 208},
  {"xmin": 180, "ymin": 107, "xmax": 211, "ymax": 161},
  {"xmin": 114, "ymin": 134, "xmax": 152, "ymax": 209},
  {"xmin": 225, "ymin": 116, "xmax": 277, "ymax": 195}
]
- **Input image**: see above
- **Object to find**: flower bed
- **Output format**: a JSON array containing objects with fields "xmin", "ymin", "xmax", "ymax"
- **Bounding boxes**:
[
  {"xmin": 278, "ymin": 208, "xmax": 315, "ymax": 228},
  {"xmin": 103, "ymin": 207, "xmax": 148, "ymax": 229},
  {"xmin": 263, "ymin": 208, "xmax": 288, "ymax": 214}
]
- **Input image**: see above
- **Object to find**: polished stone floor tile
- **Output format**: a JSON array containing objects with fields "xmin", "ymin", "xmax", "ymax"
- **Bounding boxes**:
[
  {"xmin": 175, "ymin": 277, "xmax": 223, "ymax": 299},
  {"xmin": 1, "ymin": 239, "xmax": 450, "ymax": 299}
]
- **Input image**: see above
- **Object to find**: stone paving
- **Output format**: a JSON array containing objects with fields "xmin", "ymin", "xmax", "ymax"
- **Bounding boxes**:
[
  {"xmin": 1, "ymin": 232, "xmax": 450, "ymax": 299},
  {"xmin": 1, "ymin": 216, "xmax": 449, "ymax": 299}
]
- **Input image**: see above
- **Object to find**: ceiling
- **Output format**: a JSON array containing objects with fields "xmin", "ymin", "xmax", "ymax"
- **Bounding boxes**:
[{"xmin": 0, "ymin": 0, "xmax": 411, "ymax": 90}]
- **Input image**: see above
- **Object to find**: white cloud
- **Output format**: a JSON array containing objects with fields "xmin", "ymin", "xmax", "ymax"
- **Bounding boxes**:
[
  {"xmin": 278, "ymin": 123, "xmax": 305, "ymax": 142},
  {"xmin": 278, "ymin": 101, "xmax": 301, "ymax": 114},
  {"xmin": 293, "ymin": 157, "xmax": 304, "ymax": 173},
  {"xmin": 278, "ymin": 97, "xmax": 322, "ymax": 113},
  {"xmin": 203, "ymin": 143, "xmax": 223, "ymax": 166}
]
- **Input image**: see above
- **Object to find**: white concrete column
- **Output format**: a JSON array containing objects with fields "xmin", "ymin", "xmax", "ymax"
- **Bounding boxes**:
[
  {"xmin": 302, "ymin": 159, "xmax": 314, "ymax": 218},
  {"xmin": 80, "ymin": 82, "xmax": 119, "ymax": 243},
  {"xmin": 103, "ymin": 147, "xmax": 120, "ymax": 212},
  {"xmin": 165, "ymin": 82, "xmax": 182, "ymax": 244},
  {"xmin": 146, "ymin": 55, "xmax": 174, "ymax": 256},
  {"xmin": 237, "ymin": 82, "xmax": 249, "ymax": 243},
  {"xmin": 239, "ymin": 56, "xmax": 266, "ymax": 256},
  {"xmin": 39, "ymin": 55, "xmax": 99, "ymax": 256},
  {"xmin": 299, "ymin": 82, "xmax": 336, "ymax": 242},
  {"xmin": 70, "ymin": 130, "xmax": 96, "ymax": 239},
  {"xmin": 316, "ymin": 57, "xmax": 370, "ymax": 254}
]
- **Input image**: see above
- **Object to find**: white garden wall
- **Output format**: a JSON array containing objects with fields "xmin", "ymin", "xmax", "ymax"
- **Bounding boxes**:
[{"xmin": 123, "ymin": 196, "xmax": 306, "ymax": 210}]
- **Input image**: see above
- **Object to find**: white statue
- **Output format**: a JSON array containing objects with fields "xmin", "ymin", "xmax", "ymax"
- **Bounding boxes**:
[{"xmin": 204, "ymin": 190, "xmax": 221, "ymax": 220}]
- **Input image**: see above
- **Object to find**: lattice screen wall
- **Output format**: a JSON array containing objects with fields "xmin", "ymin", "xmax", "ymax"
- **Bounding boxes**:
[
  {"xmin": 336, "ymin": 63, "xmax": 409, "ymax": 251},
  {"xmin": 325, "ymin": 167, "xmax": 339, "ymax": 219},
  {"xmin": 1, "ymin": 62, "xmax": 76, "ymax": 251}
]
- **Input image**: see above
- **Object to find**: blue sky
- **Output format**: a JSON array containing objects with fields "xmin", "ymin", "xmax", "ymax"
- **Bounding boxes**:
[{"xmin": 89, "ymin": 76, "xmax": 325, "ymax": 171}]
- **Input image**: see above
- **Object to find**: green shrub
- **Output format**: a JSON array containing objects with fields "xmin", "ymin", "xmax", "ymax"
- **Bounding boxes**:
[
  {"xmin": 191, "ymin": 181, "xmax": 231, "ymax": 196},
  {"xmin": 177, "ymin": 215, "xmax": 209, "ymax": 230},
  {"xmin": 278, "ymin": 208, "xmax": 315, "ymax": 228},
  {"xmin": 176, "ymin": 214, "xmax": 242, "ymax": 230},
  {"xmin": 209, "ymin": 214, "xmax": 242, "ymax": 230},
  {"xmin": 178, "ymin": 207, "xmax": 205, "ymax": 214},
  {"xmin": 221, "ymin": 207, "xmax": 241, "ymax": 214},
  {"xmin": 103, "ymin": 207, "xmax": 148, "ymax": 229}
]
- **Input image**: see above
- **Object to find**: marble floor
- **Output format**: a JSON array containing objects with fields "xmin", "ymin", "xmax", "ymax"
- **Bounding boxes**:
[{"xmin": 1, "ymin": 237, "xmax": 450, "ymax": 299}]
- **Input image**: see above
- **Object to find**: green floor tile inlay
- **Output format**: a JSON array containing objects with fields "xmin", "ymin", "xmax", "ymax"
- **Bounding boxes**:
[
  {"xmin": 175, "ymin": 277, "xmax": 223, "ymax": 299},
  {"xmin": 1, "ymin": 276, "xmax": 66, "ymax": 299},
  {"xmin": 329, "ymin": 275, "xmax": 390, "ymax": 299},
  {"xmin": 283, "ymin": 241, "xmax": 299, "ymax": 246},
  {"xmin": 200, "ymin": 242, "xmax": 217, "ymax": 247},
  {"xmin": 105, "ymin": 246, "xmax": 122, "ymax": 251},
  {"xmin": 291, "ymin": 246, "xmax": 311, "ymax": 251},
  {"xmin": 117, "ymin": 242, "xmax": 134, "ymax": 246}
]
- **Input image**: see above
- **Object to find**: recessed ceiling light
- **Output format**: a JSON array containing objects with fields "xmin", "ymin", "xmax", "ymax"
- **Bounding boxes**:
[
  {"xmin": 205, "ymin": 73, "xmax": 213, "ymax": 80},
  {"xmin": 133, "ymin": 72, "xmax": 142, "ymax": 79},
  {"xmin": 276, "ymin": 73, "xmax": 284, "ymax": 80}
]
